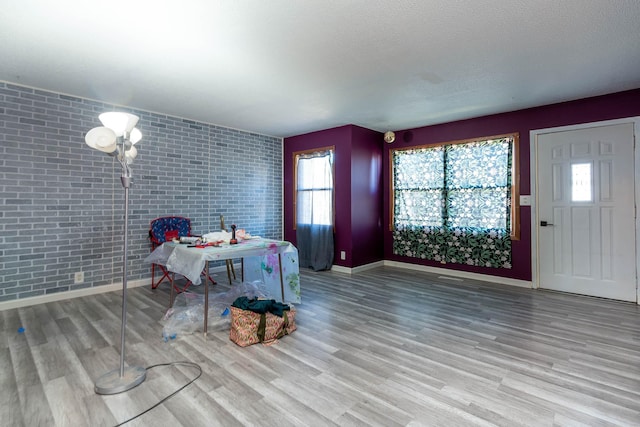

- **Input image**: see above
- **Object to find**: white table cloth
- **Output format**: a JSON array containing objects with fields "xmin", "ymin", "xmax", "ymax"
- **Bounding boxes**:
[{"xmin": 145, "ymin": 238, "xmax": 301, "ymax": 304}]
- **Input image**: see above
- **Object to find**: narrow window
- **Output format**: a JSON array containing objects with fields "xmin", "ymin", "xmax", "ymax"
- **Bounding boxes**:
[
  {"xmin": 571, "ymin": 162, "xmax": 592, "ymax": 202},
  {"xmin": 294, "ymin": 147, "xmax": 334, "ymax": 227},
  {"xmin": 293, "ymin": 146, "xmax": 335, "ymax": 271}
]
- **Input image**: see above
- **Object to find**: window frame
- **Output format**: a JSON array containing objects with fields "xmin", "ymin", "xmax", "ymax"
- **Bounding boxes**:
[
  {"xmin": 293, "ymin": 145, "xmax": 336, "ymax": 230},
  {"xmin": 390, "ymin": 133, "xmax": 520, "ymax": 240}
]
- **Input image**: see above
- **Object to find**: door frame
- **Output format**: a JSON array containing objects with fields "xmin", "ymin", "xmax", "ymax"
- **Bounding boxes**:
[{"xmin": 530, "ymin": 117, "xmax": 640, "ymax": 303}]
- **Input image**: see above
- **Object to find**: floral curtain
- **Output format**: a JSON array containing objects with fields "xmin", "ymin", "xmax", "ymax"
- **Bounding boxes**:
[{"xmin": 392, "ymin": 137, "xmax": 513, "ymax": 268}]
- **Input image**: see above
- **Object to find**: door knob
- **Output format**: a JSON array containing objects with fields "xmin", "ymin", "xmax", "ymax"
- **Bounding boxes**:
[{"xmin": 540, "ymin": 221, "xmax": 554, "ymax": 226}]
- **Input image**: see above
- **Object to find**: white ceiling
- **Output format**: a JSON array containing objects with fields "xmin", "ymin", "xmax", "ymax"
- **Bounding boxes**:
[{"xmin": 1, "ymin": 1, "xmax": 639, "ymax": 138}]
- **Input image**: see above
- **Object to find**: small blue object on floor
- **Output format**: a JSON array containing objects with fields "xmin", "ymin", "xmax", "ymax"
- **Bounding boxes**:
[
  {"xmin": 18, "ymin": 327, "xmax": 25, "ymax": 334},
  {"xmin": 162, "ymin": 332, "xmax": 177, "ymax": 342}
]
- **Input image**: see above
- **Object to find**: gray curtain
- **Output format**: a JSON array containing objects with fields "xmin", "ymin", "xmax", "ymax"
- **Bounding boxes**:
[
  {"xmin": 297, "ymin": 224, "xmax": 334, "ymax": 271},
  {"xmin": 296, "ymin": 150, "xmax": 334, "ymax": 271}
]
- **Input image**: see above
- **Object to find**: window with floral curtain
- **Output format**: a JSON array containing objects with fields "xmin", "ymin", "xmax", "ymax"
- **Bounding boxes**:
[
  {"xmin": 294, "ymin": 147, "xmax": 335, "ymax": 271},
  {"xmin": 391, "ymin": 134, "xmax": 517, "ymax": 268}
]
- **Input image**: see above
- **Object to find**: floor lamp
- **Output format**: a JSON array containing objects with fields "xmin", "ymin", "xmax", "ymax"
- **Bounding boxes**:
[{"xmin": 85, "ymin": 112, "xmax": 147, "ymax": 395}]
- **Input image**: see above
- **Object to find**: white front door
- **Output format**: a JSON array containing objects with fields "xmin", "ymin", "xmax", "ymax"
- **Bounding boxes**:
[{"xmin": 535, "ymin": 122, "xmax": 637, "ymax": 302}]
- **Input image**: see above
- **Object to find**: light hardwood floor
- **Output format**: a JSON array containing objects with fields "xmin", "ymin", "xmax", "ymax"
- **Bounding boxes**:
[{"xmin": 1, "ymin": 267, "xmax": 639, "ymax": 426}]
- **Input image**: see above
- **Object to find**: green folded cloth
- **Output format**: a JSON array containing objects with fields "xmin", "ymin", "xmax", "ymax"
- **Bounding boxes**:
[{"xmin": 232, "ymin": 296, "xmax": 290, "ymax": 317}]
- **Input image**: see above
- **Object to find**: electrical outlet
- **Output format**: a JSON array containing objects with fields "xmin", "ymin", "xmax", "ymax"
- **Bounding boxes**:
[
  {"xmin": 340, "ymin": 251, "xmax": 346, "ymax": 260},
  {"xmin": 74, "ymin": 271, "xmax": 84, "ymax": 284},
  {"xmin": 520, "ymin": 195, "xmax": 532, "ymax": 206}
]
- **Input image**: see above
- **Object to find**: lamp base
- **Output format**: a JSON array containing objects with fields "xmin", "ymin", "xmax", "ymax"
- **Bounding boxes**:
[{"xmin": 95, "ymin": 366, "xmax": 147, "ymax": 395}]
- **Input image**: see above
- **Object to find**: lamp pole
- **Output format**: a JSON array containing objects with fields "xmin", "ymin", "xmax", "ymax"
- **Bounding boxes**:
[{"xmin": 119, "ymin": 174, "xmax": 131, "ymax": 378}]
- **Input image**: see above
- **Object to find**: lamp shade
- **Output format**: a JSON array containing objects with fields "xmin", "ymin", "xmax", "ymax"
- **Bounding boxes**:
[
  {"xmin": 85, "ymin": 126, "xmax": 117, "ymax": 153},
  {"xmin": 99, "ymin": 112, "xmax": 140, "ymax": 136},
  {"xmin": 129, "ymin": 128, "xmax": 142, "ymax": 144},
  {"xmin": 125, "ymin": 145, "xmax": 137, "ymax": 164}
]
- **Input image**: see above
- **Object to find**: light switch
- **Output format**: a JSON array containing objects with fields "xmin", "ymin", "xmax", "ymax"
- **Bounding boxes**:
[{"xmin": 520, "ymin": 195, "xmax": 532, "ymax": 206}]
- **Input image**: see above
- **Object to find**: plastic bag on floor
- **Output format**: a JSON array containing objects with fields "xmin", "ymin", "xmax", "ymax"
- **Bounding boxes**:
[
  {"xmin": 161, "ymin": 292, "xmax": 203, "ymax": 341},
  {"xmin": 208, "ymin": 280, "xmax": 270, "ymax": 314},
  {"xmin": 161, "ymin": 281, "xmax": 271, "ymax": 341}
]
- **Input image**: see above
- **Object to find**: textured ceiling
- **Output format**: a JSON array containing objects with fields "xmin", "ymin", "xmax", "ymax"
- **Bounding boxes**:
[{"xmin": 1, "ymin": 0, "xmax": 639, "ymax": 137}]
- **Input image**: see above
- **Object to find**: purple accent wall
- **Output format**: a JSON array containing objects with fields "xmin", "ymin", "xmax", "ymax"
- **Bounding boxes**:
[
  {"xmin": 350, "ymin": 126, "xmax": 384, "ymax": 266},
  {"xmin": 285, "ymin": 89, "xmax": 640, "ymax": 278},
  {"xmin": 383, "ymin": 89, "xmax": 640, "ymax": 281},
  {"xmin": 284, "ymin": 125, "xmax": 383, "ymax": 268}
]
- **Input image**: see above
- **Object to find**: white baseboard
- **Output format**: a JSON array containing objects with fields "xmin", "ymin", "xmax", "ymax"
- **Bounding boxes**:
[
  {"xmin": 329, "ymin": 265, "xmax": 350, "ymax": 274},
  {"xmin": 383, "ymin": 260, "xmax": 533, "ymax": 288},
  {"xmin": 0, "ymin": 278, "xmax": 150, "ymax": 311},
  {"xmin": 331, "ymin": 260, "xmax": 531, "ymax": 289},
  {"xmin": 331, "ymin": 261, "xmax": 385, "ymax": 274}
]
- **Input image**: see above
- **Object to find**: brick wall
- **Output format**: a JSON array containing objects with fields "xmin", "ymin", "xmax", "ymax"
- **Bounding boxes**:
[{"xmin": 0, "ymin": 82, "xmax": 282, "ymax": 301}]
